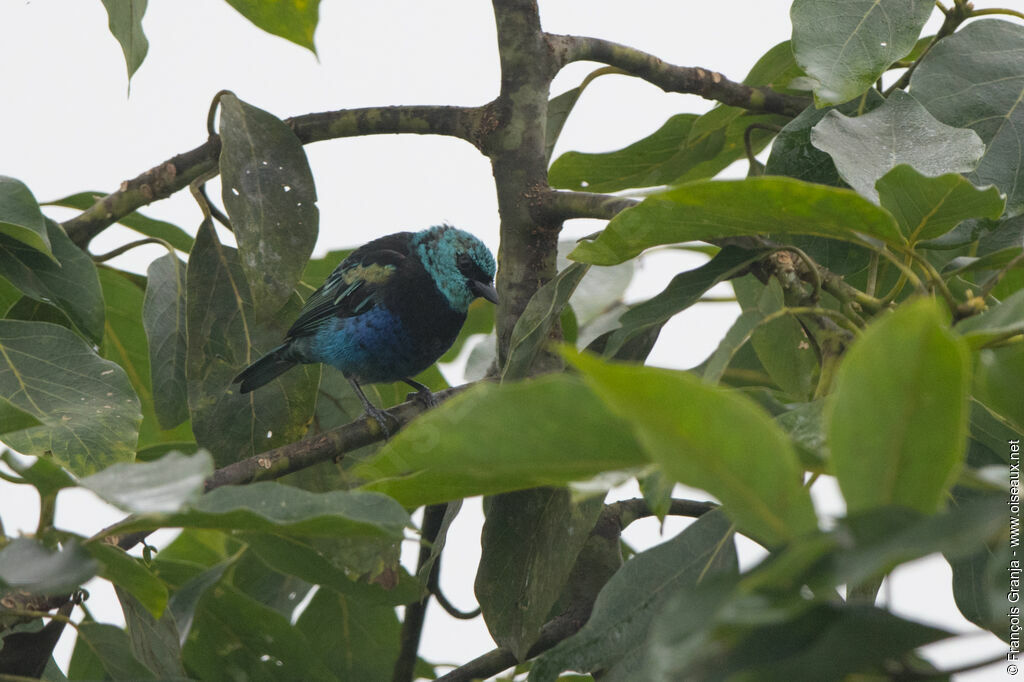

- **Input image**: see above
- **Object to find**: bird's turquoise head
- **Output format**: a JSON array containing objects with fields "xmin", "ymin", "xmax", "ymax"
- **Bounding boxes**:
[{"xmin": 414, "ymin": 225, "xmax": 498, "ymax": 312}]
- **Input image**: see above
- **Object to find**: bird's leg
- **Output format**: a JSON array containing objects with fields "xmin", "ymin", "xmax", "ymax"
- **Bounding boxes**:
[
  {"xmin": 403, "ymin": 378, "xmax": 438, "ymax": 408},
  {"xmin": 347, "ymin": 377, "xmax": 397, "ymax": 438}
]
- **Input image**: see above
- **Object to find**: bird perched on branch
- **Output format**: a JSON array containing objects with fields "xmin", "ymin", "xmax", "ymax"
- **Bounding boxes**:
[{"xmin": 233, "ymin": 224, "xmax": 497, "ymax": 434}]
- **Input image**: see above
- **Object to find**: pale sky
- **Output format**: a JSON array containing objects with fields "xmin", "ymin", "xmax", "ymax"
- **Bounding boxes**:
[{"xmin": 0, "ymin": 1, "xmax": 1004, "ymax": 678}]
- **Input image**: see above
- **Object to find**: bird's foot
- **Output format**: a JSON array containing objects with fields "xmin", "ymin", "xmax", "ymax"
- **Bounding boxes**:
[
  {"xmin": 403, "ymin": 379, "xmax": 438, "ymax": 409},
  {"xmin": 364, "ymin": 403, "xmax": 399, "ymax": 440}
]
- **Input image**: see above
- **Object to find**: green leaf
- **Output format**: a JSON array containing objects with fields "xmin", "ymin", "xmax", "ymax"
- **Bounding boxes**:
[
  {"xmin": 100, "ymin": 0, "xmax": 149, "ymax": 86},
  {"xmin": 219, "ymin": 94, "xmax": 318, "ymax": 318},
  {"xmin": 143, "ymin": 253, "xmax": 190, "ymax": 430},
  {"xmin": 569, "ymin": 177, "xmax": 904, "ymax": 266},
  {"xmin": 733, "ymin": 276, "xmax": 817, "ymax": 399},
  {"xmin": 669, "ymin": 603, "xmax": 951, "ymax": 680},
  {"xmin": 295, "ymin": 585, "xmax": 401, "ymax": 681},
  {"xmin": 550, "ymin": 111, "xmax": 786, "ymax": 193},
  {"xmin": 912, "ymin": 20, "xmax": 1024, "ymax": 216},
  {"xmin": 973, "ymin": 344, "xmax": 1024, "ymax": 432},
  {"xmin": 529, "ymin": 510, "xmax": 737, "ymax": 682},
  {"xmin": 476, "ymin": 489, "xmax": 604, "ymax": 661},
  {"xmin": 356, "ymin": 375, "xmax": 648, "ymax": 507},
  {"xmin": 70, "ymin": 622, "xmax": 156, "ymax": 680},
  {"xmin": 569, "ymin": 352, "xmax": 818, "ymax": 546},
  {"xmin": 549, "ymin": 42, "xmax": 798, "ymax": 191},
  {"xmin": 791, "ymin": 0, "xmax": 933, "ymax": 105},
  {"xmin": 223, "ymin": 0, "xmax": 320, "ymax": 53},
  {"xmin": 600, "ymin": 246, "xmax": 769, "ymax": 358},
  {"xmin": 98, "ymin": 267, "xmax": 194, "ymax": 450},
  {"xmin": 79, "ymin": 450, "xmax": 213, "ymax": 514},
  {"xmin": 184, "ymin": 580, "xmax": 335, "ymax": 680},
  {"xmin": 45, "ymin": 192, "xmax": 194, "ymax": 252},
  {"xmin": 810, "ymin": 91, "xmax": 985, "ymax": 202},
  {"xmin": 829, "ymin": 498, "xmax": 1006, "ymax": 591},
  {"xmin": 103, "ymin": 482, "xmax": 410, "ymax": 539},
  {"xmin": 545, "ymin": 68, "xmax": 615, "ymax": 164},
  {"xmin": 242, "ymin": 533, "xmax": 419, "ymax": 605},
  {"xmin": 85, "ymin": 543, "xmax": 168, "ymax": 619},
  {"xmin": 875, "ymin": 165, "xmax": 1005, "ymax": 243},
  {"xmin": 956, "ymin": 288, "xmax": 1024, "ymax": 348},
  {"xmin": 0, "ymin": 219, "xmax": 105, "ymax": 344},
  {"xmin": 0, "ymin": 538, "xmax": 98, "ymax": 594},
  {"xmin": 503, "ymin": 262, "xmax": 588, "ymax": 380},
  {"xmin": 0, "ymin": 449, "xmax": 75, "ymax": 497},
  {"xmin": 185, "ymin": 220, "xmax": 318, "ymax": 467},
  {"xmin": 827, "ymin": 298, "xmax": 970, "ymax": 512},
  {"xmin": 0, "ymin": 320, "xmax": 141, "ymax": 475},
  {"xmin": 114, "ymin": 586, "xmax": 186, "ymax": 679},
  {"xmin": 949, "ymin": 543, "xmax": 1008, "ymax": 639},
  {"xmin": 0, "ymin": 176, "xmax": 51, "ymax": 255},
  {"xmin": 701, "ymin": 308, "xmax": 768, "ymax": 385}
]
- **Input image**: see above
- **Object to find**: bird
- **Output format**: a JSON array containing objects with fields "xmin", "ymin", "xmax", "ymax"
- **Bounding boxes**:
[{"xmin": 233, "ymin": 224, "xmax": 498, "ymax": 434}]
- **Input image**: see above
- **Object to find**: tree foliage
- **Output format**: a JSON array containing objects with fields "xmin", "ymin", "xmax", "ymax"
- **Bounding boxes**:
[{"xmin": 1, "ymin": 0, "xmax": 1021, "ymax": 679}]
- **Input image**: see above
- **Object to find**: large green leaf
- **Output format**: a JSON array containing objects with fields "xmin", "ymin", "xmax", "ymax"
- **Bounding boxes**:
[
  {"xmin": 115, "ymin": 587, "xmax": 186, "ymax": 679},
  {"xmin": 219, "ymin": 93, "xmax": 318, "ymax": 319},
  {"xmin": 529, "ymin": 510, "xmax": 737, "ymax": 682},
  {"xmin": 549, "ymin": 112, "xmax": 785, "ymax": 192},
  {"xmin": 912, "ymin": 20, "xmax": 1024, "ymax": 217},
  {"xmin": 79, "ymin": 450, "xmax": 213, "ymax": 514},
  {"xmin": 476, "ymin": 489, "xmax": 604, "ymax": 661},
  {"xmin": 223, "ymin": 0, "xmax": 320, "ymax": 53},
  {"xmin": 184, "ymin": 580, "xmax": 335, "ymax": 680},
  {"xmin": 356, "ymin": 375, "xmax": 648, "ymax": 507},
  {"xmin": 569, "ymin": 177, "xmax": 904, "ymax": 266},
  {"xmin": 0, "ymin": 320, "xmax": 141, "ymax": 474},
  {"xmin": 46, "ymin": 192, "xmax": 193, "ymax": 253},
  {"xmin": 570, "ymin": 352, "xmax": 818, "ymax": 546},
  {"xmin": 295, "ymin": 585, "xmax": 401, "ymax": 681},
  {"xmin": 98, "ymin": 267, "xmax": 194, "ymax": 451},
  {"xmin": 0, "ymin": 538, "xmax": 98, "ymax": 594},
  {"xmin": 142, "ymin": 253, "xmax": 190, "ymax": 430},
  {"xmin": 973, "ymin": 344, "xmax": 1024, "ymax": 432},
  {"xmin": 0, "ymin": 176, "xmax": 51, "ymax": 255},
  {"xmin": 102, "ymin": 482, "xmax": 409, "ymax": 538},
  {"xmin": 69, "ymin": 622, "xmax": 156, "ymax": 680},
  {"xmin": 0, "ymin": 219, "xmax": 104, "ymax": 344},
  {"xmin": 827, "ymin": 299, "xmax": 970, "ymax": 512},
  {"xmin": 185, "ymin": 219, "xmax": 317, "ymax": 467},
  {"xmin": 810, "ymin": 91, "xmax": 985, "ymax": 203},
  {"xmin": 733, "ymin": 276, "xmax": 817, "ymax": 399},
  {"xmin": 100, "ymin": 0, "xmax": 149, "ymax": 86},
  {"xmin": 876, "ymin": 165, "xmax": 1006, "ymax": 243},
  {"xmin": 791, "ymin": 0, "xmax": 933, "ymax": 106}
]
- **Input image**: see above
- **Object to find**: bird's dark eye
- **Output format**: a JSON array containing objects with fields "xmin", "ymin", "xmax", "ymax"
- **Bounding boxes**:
[{"xmin": 456, "ymin": 252, "xmax": 474, "ymax": 276}]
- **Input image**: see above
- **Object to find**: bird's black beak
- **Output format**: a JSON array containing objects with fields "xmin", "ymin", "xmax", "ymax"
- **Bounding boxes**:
[{"xmin": 470, "ymin": 279, "xmax": 499, "ymax": 304}]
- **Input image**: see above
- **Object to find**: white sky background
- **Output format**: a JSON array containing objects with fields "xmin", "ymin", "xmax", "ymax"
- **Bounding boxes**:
[{"xmin": 0, "ymin": 1, "xmax": 1006, "ymax": 678}]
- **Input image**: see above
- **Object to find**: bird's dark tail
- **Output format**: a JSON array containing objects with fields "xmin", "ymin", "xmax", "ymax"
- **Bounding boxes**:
[{"xmin": 233, "ymin": 344, "xmax": 298, "ymax": 393}]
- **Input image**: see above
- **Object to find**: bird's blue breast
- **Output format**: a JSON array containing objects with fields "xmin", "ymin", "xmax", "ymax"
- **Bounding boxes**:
[{"xmin": 303, "ymin": 305, "xmax": 447, "ymax": 384}]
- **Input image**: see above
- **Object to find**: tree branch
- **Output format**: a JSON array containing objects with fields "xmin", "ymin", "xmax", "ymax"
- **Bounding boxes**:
[
  {"xmin": 392, "ymin": 503, "xmax": 449, "ymax": 682},
  {"xmin": 550, "ymin": 34, "xmax": 810, "ymax": 117},
  {"xmin": 538, "ymin": 189, "xmax": 638, "ymax": 223},
  {"xmin": 62, "ymin": 104, "xmax": 484, "ymax": 248}
]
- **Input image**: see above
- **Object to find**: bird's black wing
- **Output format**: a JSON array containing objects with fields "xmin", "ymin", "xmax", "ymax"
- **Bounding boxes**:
[{"xmin": 286, "ymin": 233, "xmax": 414, "ymax": 339}]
